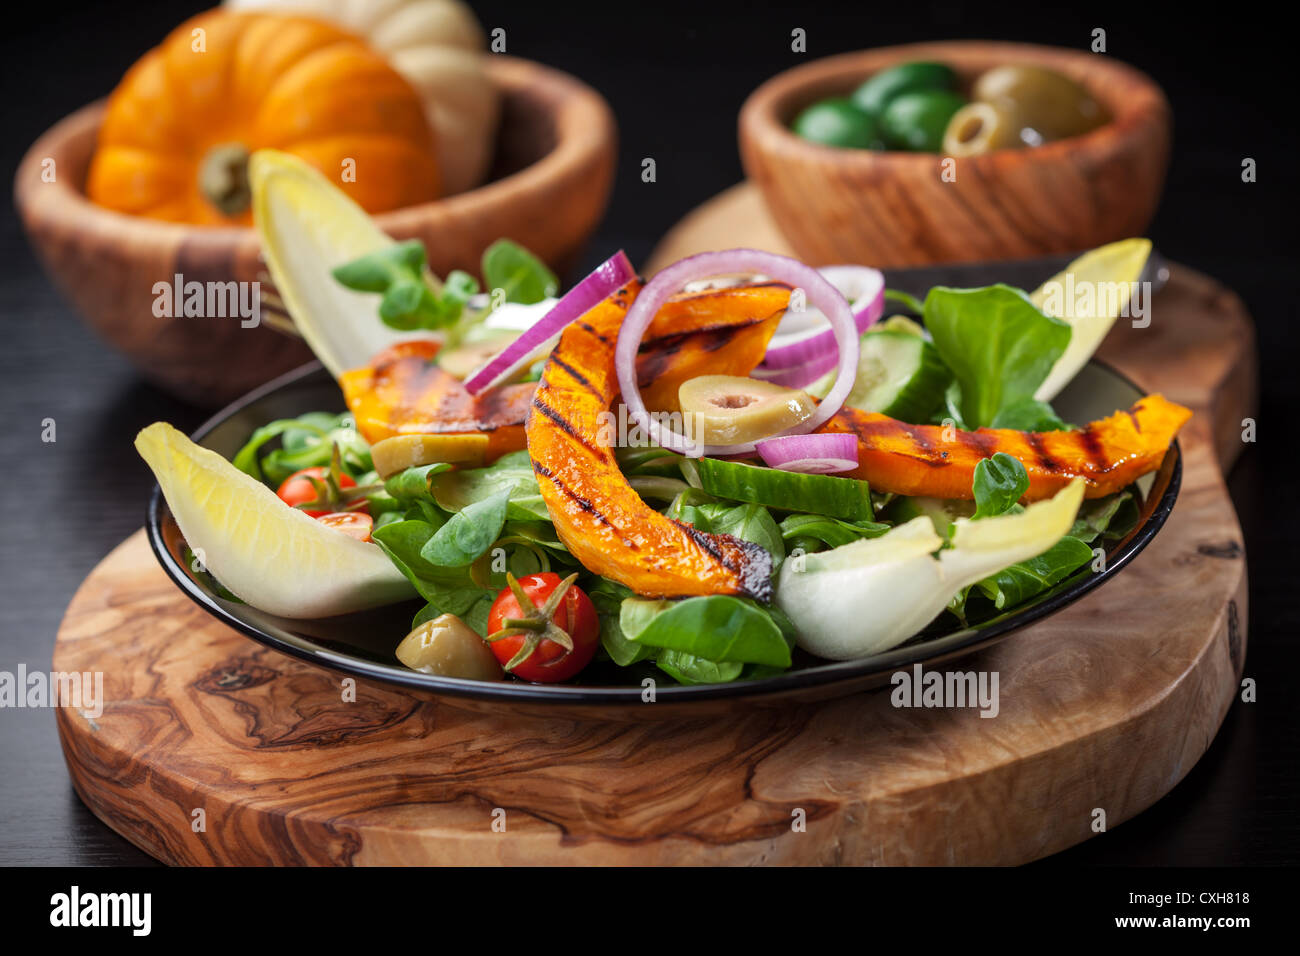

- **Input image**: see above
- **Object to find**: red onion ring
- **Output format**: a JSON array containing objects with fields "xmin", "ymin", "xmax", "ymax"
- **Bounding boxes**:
[
  {"xmin": 760, "ymin": 265, "xmax": 884, "ymax": 371},
  {"xmin": 614, "ymin": 249, "xmax": 860, "ymax": 457},
  {"xmin": 755, "ymin": 433, "xmax": 859, "ymax": 474},
  {"xmin": 750, "ymin": 350, "xmax": 839, "ymax": 389},
  {"xmin": 464, "ymin": 250, "xmax": 635, "ymax": 395}
]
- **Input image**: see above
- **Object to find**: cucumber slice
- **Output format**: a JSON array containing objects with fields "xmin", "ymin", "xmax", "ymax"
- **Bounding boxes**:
[
  {"xmin": 846, "ymin": 331, "xmax": 952, "ymax": 422},
  {"xmin": 808, "ymin": 329, "xmax": 951, "ymax": 423},
  {"xmin": 696, "ymin": 457, "xmax": 872, "ymax": 521}
]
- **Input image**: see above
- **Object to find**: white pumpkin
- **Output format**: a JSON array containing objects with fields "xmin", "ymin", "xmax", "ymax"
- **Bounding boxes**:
[{"xmin": 225, "ymin": 0, "xmax": 500, "ymax": 196}]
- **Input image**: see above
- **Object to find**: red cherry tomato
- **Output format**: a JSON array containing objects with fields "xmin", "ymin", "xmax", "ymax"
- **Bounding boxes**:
[
  {"xmin": 276, "ymin": 467, "xmax": 359, "ymax": 518},
  {"xmin": 487, "ymin": 573, "xmax": 599, "ymax": 683},
  {"xmin": 316, "ymin": 511, "xmax": 373, "ymax": 542}
]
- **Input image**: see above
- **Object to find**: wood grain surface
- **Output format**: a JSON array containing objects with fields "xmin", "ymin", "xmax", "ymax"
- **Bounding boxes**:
[
  {"xmin": 739, "ymin": 42, "xmax": 1171, "ymax": 268},
  {"xmin": 14, "ymin": 55, "xmax": 615, "ymax": 408},
  {"xmin": 52, "ymin": 245, "xmax": 1255, "ymax": 864}
]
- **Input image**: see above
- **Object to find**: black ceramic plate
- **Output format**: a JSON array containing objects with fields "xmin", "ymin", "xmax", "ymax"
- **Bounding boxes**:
[
  {"xmin": 144, "ymin": 256, "xmax": 1181, "ymax": 717},
  {"xmin": 145, "ymin": 357, "xmax": 1179, "ymax": 716}
]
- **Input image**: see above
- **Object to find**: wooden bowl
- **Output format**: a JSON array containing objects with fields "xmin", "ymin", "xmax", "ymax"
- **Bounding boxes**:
[
  {"xmin": 14, "ymin": 56, "xmax": 616, "ymax": 407},
  {"xmin": 739, "ymin": 41, "xmax": 1171, "ymax": 268}
]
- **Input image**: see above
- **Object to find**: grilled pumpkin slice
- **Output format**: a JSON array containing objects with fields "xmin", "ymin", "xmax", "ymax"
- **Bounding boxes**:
[
  {"xmin": 821, "ymin": 394, "xmax": 1191, "ymax": 500},
  {"xmin": 528, "ymin": 280, "xmax": 792, "ymax": 600},
  {"xmin": 341, "ymin": 281, "xmax": 791, "ymax": 462},
  {"xmin": 341, "ymin": 340, "xmax": 536, "ymax": 461}
]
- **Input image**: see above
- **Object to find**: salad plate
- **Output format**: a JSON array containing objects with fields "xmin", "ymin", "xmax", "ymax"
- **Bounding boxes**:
[
  {"xmin": 132, "ymin": 154, "xmax": 1190, "ymax": 715},
  {"xmin": 146, "ymin": 357, "xmax": 1180, "ymax": 711}
]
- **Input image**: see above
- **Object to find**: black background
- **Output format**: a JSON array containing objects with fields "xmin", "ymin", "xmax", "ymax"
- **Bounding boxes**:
[{"xmin": 1, "ymin": 0, "xmax": 1296, "ymax": 866}]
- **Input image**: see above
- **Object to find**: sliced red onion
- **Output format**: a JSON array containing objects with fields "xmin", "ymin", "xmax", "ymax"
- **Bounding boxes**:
[
  {"xmin": 463, "ymin": 250, "xmax": 635, "ymax": 395},
  {"xmin": 761, "ymin": 265, "xmax": 885, "ymax": 370},
  {"xmin": 756, "ymin": 433, "xmax": 859, "ymax": 474},
  {"xmin": 615, "ymin": 249, "xmax": 860, "ymax": 458},
  {"xmin": 750, "ymin": 349, "xmax": 839, "ymax": 389}
]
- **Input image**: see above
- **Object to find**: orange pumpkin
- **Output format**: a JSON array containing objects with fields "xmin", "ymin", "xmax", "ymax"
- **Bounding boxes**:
[{"xmin": 87, "ymin": 10, "xmax": 440, "ymax": 225}]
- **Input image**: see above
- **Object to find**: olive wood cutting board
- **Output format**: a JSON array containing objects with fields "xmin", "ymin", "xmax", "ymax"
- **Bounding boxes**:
[{"xmin": 53, "ymin": 192, "xmax": 1254, "ymax": 863}]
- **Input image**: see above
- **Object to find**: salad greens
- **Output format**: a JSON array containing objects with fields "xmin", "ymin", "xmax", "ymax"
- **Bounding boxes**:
[
  {"xmin": 945, "ymin": 455, "xmax": 1137, "ymax": 622},
  {"xmin": 481, "ymin": 239, "xmax": 559, "ymax": 305},
  {"xmin": 224, "ymin": 252, "xmax": 1148, "ymax": 688},
  {"xmin": 233, "ymin": 411, "xmax": 371, "ymax": 485},
  {"xmin": 332, "ymin": 239, "xmax": 479, "ymax": 332},
  {"xmin": 331, "ymin": 237, "xmax": 559, "ymax": 342},
  {"xmin": 972, "ymin": 452, "xmax": 1031, "ymax": 519},
  {"xmin": 922, "ymin": 284, "xmax": 1071, "ymax": 429}
]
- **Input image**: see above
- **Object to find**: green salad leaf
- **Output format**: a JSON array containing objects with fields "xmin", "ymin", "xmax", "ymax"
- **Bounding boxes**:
[
  {"xmin": 655, "ymin": 651, "xmax": 744, "ymax": 685},
  {"xmin": 482, "ymin": 239, "xmax": 559, "ymax": 305},
  {"xmin": 383, "ymin": 462, "xmax": 454, "ymax": 503},
  {"xmin": 232, "ymin": 411, "xmax": 370, "ymax": 485},
  {"xmin": 923, "ymin": 284, "xmax": 1071, "ymax": 429},
  {"xmin": 587, "ymin": 577, "xmax": 653, "ymax": 667},
  {"xmin": 333, "ymin": 240, "xmax": 482, "ymax": 332},
  {"xmin": 883, "ymin": 288, "xmax": 925, "ymax": 314},
  {"xmin": 430, "ymin": 450, "xmax": 550, "ymax": 522},
  {"xmin": 778, "ymin": 513, "xmax": 890, "ymax": 550},
  {"xmin": 616, "ymin": 446, "xmax": 686, "ymax": 478},
  {"xmin": 420, "ymin": 489, "xmax": 512, "ymax": 567},
  {"xmin": 371, "ymin": 519, "xmax": 494, "ymax": 623},
  {"xmin": 972, "ymin": 453, "xmax": 1030, "ymax": 519},
  {"xmin": 620, "ymin": 595, "xmax": 792, "ymax": 669},
  {"xmin": 1070, "ymin": 491, "xmax": 1139, "ymax": 544},
  {"xmin": 990, "ymin": 397, "xmax": 1071, "ymax": 432},
  {"xmin": 975, "ymin": 536, "xmax": 1095, "ymax": 609}
]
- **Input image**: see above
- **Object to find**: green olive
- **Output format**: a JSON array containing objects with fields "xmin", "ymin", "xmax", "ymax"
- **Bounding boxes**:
[
  {"xmin": 791, "ymin": 98, "xmax": 882, "ymax": 149},
  {"xmin": 851, "ymin": 61, "xmax": 958, "ymax": 119},
  {"xmin": 942, "ymin": 101, "xmax": 1026, "ymax": 156},
  {"xmin": 678, "ymin": 375, "xmax": 815, "ymax": 446},
  {"xmin": 971, "ymin": 65, "xmax": 1109, "ymax": 143},
  {"xmin": 395, "ymin": 613, "xmax": 503, "ymax": 681},
  {"xmin": 879, "ymin": 90, "xmax": 968, "ymax": 152}
]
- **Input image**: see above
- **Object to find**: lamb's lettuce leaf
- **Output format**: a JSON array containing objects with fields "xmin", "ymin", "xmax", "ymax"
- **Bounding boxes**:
[
  {"xmin": 620, "ymin": 595, "xmax": 791, "ymax": 669},
  {"xmin": 972, "ymin": 453, "xmax": 1030, "ymax": 520},
  {"xmin": 430, "ymin": 450, "xmax": 549, "ymax": 521},
  {"xmin": 481, "ymin": 239, "xmax": 559, "ymax": 305}
]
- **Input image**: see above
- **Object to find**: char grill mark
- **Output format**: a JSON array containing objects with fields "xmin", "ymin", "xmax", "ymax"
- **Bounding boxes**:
[
  {"xmin": 1026, "ymin": 432, "xmax": 1060, "ymax": 473},
  {"xmin": 530, "ymin": 396, "xmax": 606, "ymax": 459},
  {"xmin": 532, "ymin": 460, "xmax": 612, "ymax": 527},
  {"xmin": 548, "ymin": 355, "xmax": 604, "ymax": 400}
]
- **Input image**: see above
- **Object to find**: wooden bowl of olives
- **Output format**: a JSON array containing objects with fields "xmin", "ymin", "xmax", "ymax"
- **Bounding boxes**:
[{"xmin": 739, "ymin": 41, "xmax": 1171, "ymax": 268}]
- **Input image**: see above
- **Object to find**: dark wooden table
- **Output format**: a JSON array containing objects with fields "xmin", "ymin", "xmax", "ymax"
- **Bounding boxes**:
[{"xmin": 2, "ymin": 0, "xmax": 1296, "ymax": 866}]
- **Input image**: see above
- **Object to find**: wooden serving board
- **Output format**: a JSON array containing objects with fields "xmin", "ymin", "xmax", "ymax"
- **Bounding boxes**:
[{"xmin": 54, "ymin": 194, "xmax": 1255, "ymax": 864}]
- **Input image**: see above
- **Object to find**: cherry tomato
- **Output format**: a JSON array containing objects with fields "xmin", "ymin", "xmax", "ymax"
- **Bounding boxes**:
[
  {"xmin": 316, "ymin": 511, "xmax": 373, "ymax": 542},
  {"xmin": 486, "ymin": 573, "xmax": 599, "ymax": 682},
  {"xmin": 276, "ymin": 467, "xmax": 359, "ymax": 518}
]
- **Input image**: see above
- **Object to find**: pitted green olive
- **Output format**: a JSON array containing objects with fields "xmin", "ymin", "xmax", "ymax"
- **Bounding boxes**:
[
  {"xmin": 971, "ymin": 65, "xmax": 1109, "ymax": 143},
  {"xmin": 942, "ymin": 101, "xmax": 1026, "ymax": 156}
]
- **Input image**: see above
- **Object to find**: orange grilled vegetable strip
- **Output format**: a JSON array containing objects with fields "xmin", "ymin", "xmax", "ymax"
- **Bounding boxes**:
[
  {"xmin": 341, "ymin": 281, "xmax": 791, "ymax": 462},
  {"xmin": 341, "ymin": 340, "xmax": 535, "ymax": 462},
  {"xmin": 528, "ymin": 280, "xmax": 792, "ymax": 600},
  {"xmin": 820, "ymin": 394, "xmax": 1191, "ymax": 500}
]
